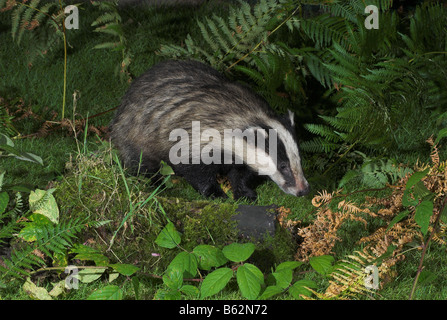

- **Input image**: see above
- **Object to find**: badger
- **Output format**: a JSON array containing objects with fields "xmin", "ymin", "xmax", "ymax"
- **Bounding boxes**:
[{"xmin": 109, "ymin": 59, "xmax": 310, "ymax": 200}]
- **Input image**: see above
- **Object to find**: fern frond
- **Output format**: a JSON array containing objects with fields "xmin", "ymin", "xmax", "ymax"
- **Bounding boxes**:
[
  {"xmin": 0, "ymin": 218, "xmax": 87, "ymax": 280},
  {"xmin": 300, "ymin": 13, "xmax": 348, "ymax": 49}
]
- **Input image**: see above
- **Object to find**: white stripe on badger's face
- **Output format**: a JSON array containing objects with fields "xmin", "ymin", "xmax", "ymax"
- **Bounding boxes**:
[{"xmin": 258, "ymin": 118, "xmax": 309, "ymax": 197}]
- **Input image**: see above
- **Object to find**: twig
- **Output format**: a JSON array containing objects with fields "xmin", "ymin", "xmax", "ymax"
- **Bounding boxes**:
[{"xmin": 409, "ymin": 195, "xmax": 447, "ymax": 300}]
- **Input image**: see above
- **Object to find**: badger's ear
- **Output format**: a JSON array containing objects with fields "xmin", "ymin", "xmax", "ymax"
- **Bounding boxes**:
[{"xmin": 287, "ymin": 109, "xmax": 295, "ymax": 126}]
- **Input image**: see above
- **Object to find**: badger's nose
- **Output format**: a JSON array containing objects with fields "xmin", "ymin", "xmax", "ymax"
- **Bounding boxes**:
[{"xmin": 296, "ymin": 181, "xmax": 310, "ymax": 197}]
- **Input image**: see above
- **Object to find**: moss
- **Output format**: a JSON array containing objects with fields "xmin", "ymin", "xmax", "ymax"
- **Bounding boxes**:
[
  {"xmin": 157, "ymin": 197, "xmax": 239, "ymax": 249},
  {"xmin": 53, "ymin": 149, "xmax": 298, "ymax": 279}
]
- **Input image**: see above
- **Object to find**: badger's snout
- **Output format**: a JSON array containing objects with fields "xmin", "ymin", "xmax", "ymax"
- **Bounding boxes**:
[{"xmin": 296, "ymin": 179, "xmax": 310, "ymax": 196}]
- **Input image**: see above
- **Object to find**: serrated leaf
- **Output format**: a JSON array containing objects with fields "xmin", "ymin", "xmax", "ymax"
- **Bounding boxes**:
[
  {"xmin": 18, "ymin": 214, "xmax": 53, "ymax": 242},
  {"xmin": 180, "ymin": 284, "xmax": 200, "ymax": 298},
  {"xmin": 413, "ymin": 180, "xmax": 432, "ymax": 199},
  {"xmin": 193, "ymin": 245, "xmax": 228, "ymax": 270},
  {"xmin": 87, "ymin": 285, "xmax": 123, "ymax": 300},
  {"xmin": 222, "ymin": 243, "xmax": 255, "ymax": 262},
  {"xmin": 163, "ymin": 268, "xmax": 183, "ymax": 290},
  {"xmin": 415, "ymin": 200, "xmax": 433, "ymax": 236},
  {"xmin": 155, "ymin": 222, "xmax": 181, "ymax": 249},
  {"xmin": 406, "ymin": 168, "xmax": 430, "ymax": 190},
  {"xmin": 0, "ymin": 191, "xmax": 9, "ymax": 214},
  {"xmin": 167, "ymin": 251, "xmax": 198, "ymax": 278},
  {"xmin": 109, "ymin": 263, "xmax": 139, "ymax": 276},
  {"xmin": 29, "ymin": 189, "xmax": 59, "ymax": 224},
  {"xmin": 276, "ymin": 261, "xmax": 303, "ymax": 271},
  {"xmin": 386, "ymin": 210, "xmax": 410, "ymax": 232},
  {"xmin": 75, "ymin": 268, "xmax": 106, "ymax": 283},
  {"xmin": 200, "ymin": 267, "xmax": 233, "ymax": 299},
  {"xmin": 289, "ymin": 279, "xmax": 317, "ymax": 299},
  {"xmin": 272, "ymin": 269, "xmax": 293, "ymax": 289},
  {"xmin": 154, "ymin": 288, "xmax": 181, "ymax": 300},
  {"xmin": 70, "ymin": 244, "xmax": 109, "ymax": 266},
  {"xmin": 309, "ymin": 255, "xmax": 334, "ymax": 276},
  {"xmin": 402, "ymin": 189, "xmax": 418, "ymax": 207},
  {"xmin": 259, "ymin": 285, "xmax": 283, "ymax": 299},
  {"xmin": 237, "ymin": 263, "xmax": 263, "ymax": 299}
]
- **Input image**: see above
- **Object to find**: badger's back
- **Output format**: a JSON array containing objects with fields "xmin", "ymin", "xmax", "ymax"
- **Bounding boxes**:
[{"xmin": 110, "ymin": 59, "xmax": 277, "ymax": 173}]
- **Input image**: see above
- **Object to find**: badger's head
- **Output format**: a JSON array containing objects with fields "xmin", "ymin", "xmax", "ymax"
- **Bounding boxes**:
[{"xmin": 249, "ymin": 110, "xmax": 310, "ymax": 197}]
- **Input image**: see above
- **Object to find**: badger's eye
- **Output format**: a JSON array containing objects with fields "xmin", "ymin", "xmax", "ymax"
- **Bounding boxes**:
[{"xmin": 279, "ymin": 162, "xmax": 288, "ymax": 171}]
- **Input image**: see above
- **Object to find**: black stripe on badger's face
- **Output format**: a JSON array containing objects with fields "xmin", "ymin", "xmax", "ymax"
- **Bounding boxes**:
[{"xmin": 252, "ymin": 114, "xmax": 310, "ymax": 197}]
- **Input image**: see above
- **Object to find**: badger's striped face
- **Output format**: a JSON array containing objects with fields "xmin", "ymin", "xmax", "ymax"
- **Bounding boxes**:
[{"xmin": 248, "ymin": 111, "xmax": 310, "ymax": 197}]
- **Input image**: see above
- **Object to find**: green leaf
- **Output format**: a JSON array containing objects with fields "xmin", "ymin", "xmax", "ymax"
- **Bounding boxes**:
[
  {"xmin": 276, "ymin": 261, "xmax": 303, "ymax": 271},
  {"xmin": 309, "ymin": 255, "xmax": 334, "ymax": 276},
  {"xmin": 402, "ymin": 190, "xmax": 418, "ymax": 207},
  {"xmin": 289, "ymin": 279, "xmax": 317, "ymax": 299},
  {"xmin": 236, "ymin": 263, "xmax": 263, "ymax": 300},
  {"xmin": 415, "ymin": 200, "xmax": 433, "ymax": 236},
  {"xmin": 108, "ymin": 272, "xmax": 119, "ymax": 283},
  {"xmin": 160, "ymin": 160, "xmax": 174, "ymax": 176},
  {"xmin": 155, "ymin": 222, "xmax": 181, "ymax": 249},
  {"xmin": 222, "ymin": 243, "xmax": 255, "ymax": 263},
  {"xmin": 272, "ymin": 269, "xmax": 293, "ymax": 289},
  {"xmin": 87, "ymin": 285, "xmax": 123, "ymax": 300},
  {"xmin": 180, "ymin": 284, "xmax": 200, "ymax": 298},
  {"xmin": 435, "ymin": 127, "xmax": 447, "ymax": 144},
  {"xmin": 70, "ymin": 244, "xmax": 110, "ymax": 266},
  {"xmin": 413, "ymin": 180, "xmax": 433, "ymax": 200},
  {"xmin": 386, "ymin": 210, "xmax": 410, "ymax": 232},
  {"xmin": 29, "ymin": 189, "xmax": 59, "ymax": 224},
  {"xmin": 13, "ymin": 152, "xmax": 43, "ymax": 165},
  {"xmin": 109, "ymin": 263, "xmax": 139, "ymax": 276},
  {"xmin": 259, "ymin": 285, "xmax": 284, "ymax": 300},
  {"xmin": 406, "ymin": 168, "xmax": 430, "ymax": 190},
  {"xmin": 200, "ymin": 267, "xmax": 233, "ymax": 299},
  {"xmin": 370, "ymin": 245, "xmax": 397, "ymax": 265},
  {"xmin": 22, "ymin": 278, "xmax": 53, "ymax": 300},
  {"xmin": 18, "ymin": 214, "xmax": 53, "ymax": 242},
  {"xmin": 0, "ymin": 191, "xmax": 9, "ymax": 215},
  {"xmin": 154, "ymin": 288, "xmax": 182, "ymax": 300},
  {"xmin": 75, "ymin": 268, "xmax": 106, "ymax": 284},
  {"xmin": 193, "ymin": 245, "xmax": 228, "ymax": 270},
  {"xmin": 163, "ymin": 268, "xmax": 183, "ymax": 290},
  {"xmin": 94, "ymin": 22, "xmax": 123, "ymax": 37},
  {"xmin": 167, "ymin": 251, "xmax": 198, "ymax": 278},
  {"xmin": 0, "ymin": 133, "xmax": 14, "ymax": 147}
]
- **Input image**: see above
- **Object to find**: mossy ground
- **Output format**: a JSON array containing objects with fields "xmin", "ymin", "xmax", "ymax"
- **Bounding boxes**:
[{"xmin": 53, "ymin": 141, "xmax": 301, "ymax": 279}]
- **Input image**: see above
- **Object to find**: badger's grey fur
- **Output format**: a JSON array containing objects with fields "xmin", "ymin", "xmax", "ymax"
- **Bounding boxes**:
[{"xmin": 110, "ymin": 59, "xmax": 309, "ymax": 200}]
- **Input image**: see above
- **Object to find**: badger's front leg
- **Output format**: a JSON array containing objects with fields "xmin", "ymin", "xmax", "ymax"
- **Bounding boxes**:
[
  {"xmin": 227, "ymin": 166, "xmax": 257, "ymax": 201},
  {"xmin": 174, "ymin": 164, "xmax": 227, "ymax": 199}
]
